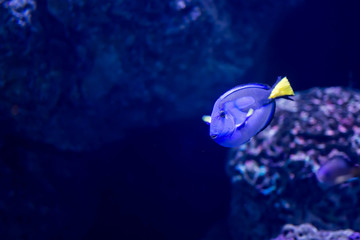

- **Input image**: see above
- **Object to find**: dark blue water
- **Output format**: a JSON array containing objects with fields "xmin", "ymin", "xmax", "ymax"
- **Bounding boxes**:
[
  {"xmin": 1, "ymin": 0, "xmax": 360, "ymax": 239},
  {"xmin": 82, "ymin": 119, "xmax": 231, "ymax": 240},
  {"xmin": 263, "ymin": 0, "xmax": 360, "ymax": 91}
]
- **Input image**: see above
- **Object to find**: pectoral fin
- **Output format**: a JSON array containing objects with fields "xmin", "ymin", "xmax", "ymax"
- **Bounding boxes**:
[
  {"xmin": 202, "ymin": 115, "xmax": 211, "ymax": 125},
  {"xmin": 236, "ymin": 108, "xmax": 254, "ymax": 129},
  {"xmin": 246, "ymin": 108, "xmax": 254, "ymax": 117}
]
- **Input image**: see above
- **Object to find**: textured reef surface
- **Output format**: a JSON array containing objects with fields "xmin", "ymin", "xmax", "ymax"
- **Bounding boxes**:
[
  {"xmin": 0, "ymin": 0, "xmax": 301, "ymax": 150},
  {"xmin": 272, "ymin": 223, "xmax": 360, "ymax": 240},
  {"xmin": 227, "ymin": 87, "xmax": 360, "ymax": 240}
]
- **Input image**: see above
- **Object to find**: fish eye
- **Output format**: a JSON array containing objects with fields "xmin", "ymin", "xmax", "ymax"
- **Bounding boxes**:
[{"xmin": 219, "ymin": 111, "xmax": 226, "ymax": 118}]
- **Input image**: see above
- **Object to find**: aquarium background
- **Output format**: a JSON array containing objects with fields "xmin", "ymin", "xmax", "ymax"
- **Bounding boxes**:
[{"xmin": 0, "ymin": 0, "xmax": 360, "ymax": 239}]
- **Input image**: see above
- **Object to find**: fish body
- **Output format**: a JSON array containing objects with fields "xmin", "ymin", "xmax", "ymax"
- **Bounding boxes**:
[
  {"xmin": 316, "ymin": 155, "xmax": 360, "ymax": 186},
  {"xmin": 203, "ymin": 77, "xmax": 294, "ymax": 147}
]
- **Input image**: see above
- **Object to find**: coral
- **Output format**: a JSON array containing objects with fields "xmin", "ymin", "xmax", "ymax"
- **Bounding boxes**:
[
  {"xmin": 272, "ymin": 223, "xmax": 359, "ymax": 240},
  {"xmin": 227, "ymin": 87, "xmax": 360, "ymax": 240},
  {"xmin": 0, "ymin": 0, "xmax": 36, "ymax": 26}
]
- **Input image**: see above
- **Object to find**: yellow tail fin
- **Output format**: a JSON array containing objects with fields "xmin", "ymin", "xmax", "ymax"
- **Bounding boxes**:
[{"xmin": 268, "ymin": 77, "xmax": 295, "ymax": 99}]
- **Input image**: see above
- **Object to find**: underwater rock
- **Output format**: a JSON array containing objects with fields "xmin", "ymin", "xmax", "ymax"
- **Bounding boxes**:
[
  {"xmin": 272, "ymin": 223, "xmax": 360, "ymax": 240},
  {"xmin": 227, "ymin": 87, "xmax": 360, "ymax": 240},
  {"xmin": 0, "ymin": 0, "xmax": 302, "ymax": 150}
]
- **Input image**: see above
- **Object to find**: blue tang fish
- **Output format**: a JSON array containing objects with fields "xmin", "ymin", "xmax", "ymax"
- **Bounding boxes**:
[
  {"xmin": 316, "ymin": 155, "xmax": 360, "ymax": 186},
  {"xmin": 202, "ymin": 77, "xmax": 295, "ymax": 147}
]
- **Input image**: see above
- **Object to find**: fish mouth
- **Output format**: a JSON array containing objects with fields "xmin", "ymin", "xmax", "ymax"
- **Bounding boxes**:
[{"xmin": 211, "ymin": 134, "xmax": 218, "ymax": 139}]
